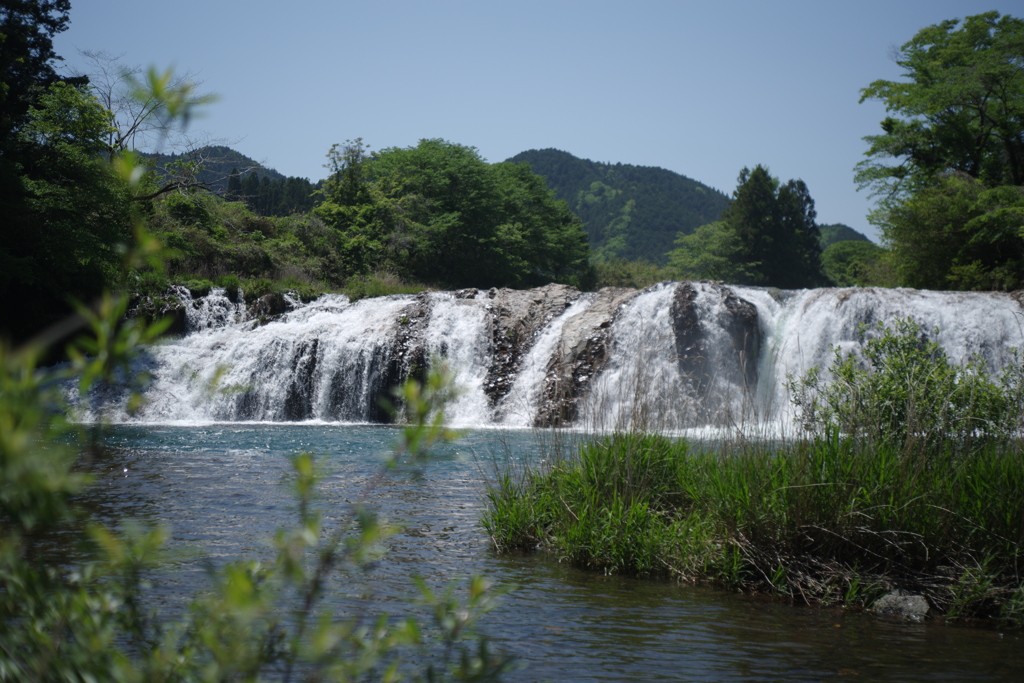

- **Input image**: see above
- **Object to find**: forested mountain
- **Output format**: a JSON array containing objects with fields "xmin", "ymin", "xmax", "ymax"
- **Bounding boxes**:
[
  {"xmin": 147, "ymin": 145, "xmax": 319, "ymax": 216},
  {"xmin": 819, "ymin": 223, "xmax": 872, "ymax": 248},
  {"xmin": 147, "ymin": 145, "xmax": 283, "ymax": 190},
  {"xmin": 507, "ymin": 149, "xmax": 730, "ymax": 264}
]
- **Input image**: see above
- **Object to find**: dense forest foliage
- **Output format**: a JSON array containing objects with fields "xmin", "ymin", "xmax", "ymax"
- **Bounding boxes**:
[
  {"xmin": 857, "ymin": 11, "xmax": 1024, "ymax": 290},
  {"xmin": 313, "ymin": 139, "xmax": 591, "ymax": 289},
  {"xmin": 821, "ymin": 240, "xmax": 886, "ymax": 287},
  {"xmin": 0, "ymin": 1, "xmax": 134, "ymax": 341},
  {"xmin": 507, "ymin": 149, "xmax": 730, "ymax": 264},
  {"xmin": 148, "ymin": 145, "xmax": 286, "ymax": 190},
  {"xmin": 818, "ymin": 223, "xmax": 870, "ymax": 248}
]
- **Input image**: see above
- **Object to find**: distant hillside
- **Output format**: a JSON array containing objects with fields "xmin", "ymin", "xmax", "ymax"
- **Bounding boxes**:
[
  {"xmin": 145, "ymin": 145, "xmax": 288, "ymax": 193},
  {"xmin": 507, "ymin": 149, "xmax": 730, "ymax": 264},
  {"xmin": 145, "ymin": 146, "xmax": 319, "ymax": 216},
  {"xmin": 819, "ymin": 223, "xmax": 872, "ymax": 248}
]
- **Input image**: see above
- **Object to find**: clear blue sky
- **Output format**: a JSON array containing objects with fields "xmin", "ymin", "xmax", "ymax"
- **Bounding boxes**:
[{"xmin": 54, "ymin": 0, "xmax": 1020, "ymax": 243}]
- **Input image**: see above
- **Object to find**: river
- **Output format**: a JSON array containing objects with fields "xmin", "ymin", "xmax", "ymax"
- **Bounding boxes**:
[{"xmin": 77, "ymin": 423, "xmax": 1023, "ymax": 682}]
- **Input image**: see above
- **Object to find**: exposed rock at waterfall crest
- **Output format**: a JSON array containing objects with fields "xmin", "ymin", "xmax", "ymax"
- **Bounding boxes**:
[
  {"xmin": 110, "ymin": 283, "xmax": 1024, "ymax": 428},
  {"xmin": 481, "ymin": 284, "xmax": 581, "ymax": 406},
  {"xmin": 534, "ymin": 287, "xmax": 638, "ymax": 427}
]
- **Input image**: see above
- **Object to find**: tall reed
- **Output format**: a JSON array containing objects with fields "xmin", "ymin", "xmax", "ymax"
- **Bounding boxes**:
[{"xmin": 484, "ymin": 432, "xmax": 1024, "ymax": 623}]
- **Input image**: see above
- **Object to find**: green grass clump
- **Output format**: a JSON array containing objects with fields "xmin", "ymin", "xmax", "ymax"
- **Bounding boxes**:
[
  {"xmin": 484, "ymin": 432, "xmax": 1024, "ymax": 624},
  {"xmin": 180, "ymin": 278, "xmax": 214, "ymax": 298},
  {"xmin": 342, "ymin": 271, "xmax": 429, "ymax": 302},
  {"xmin": 214, "ymin": 273, "xmax": 240, "ymax": 301}
]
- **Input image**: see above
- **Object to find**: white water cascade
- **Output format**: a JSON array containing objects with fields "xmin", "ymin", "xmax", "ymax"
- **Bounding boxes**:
[
  {"xmin": 90, "ymin": 283, "xmax": 1024, "ymax": 430},
  {"xmin": 580, "ymin": 283, "xmax": 688, "ymax": 430},
  {"xmin": 423, "ymin": 293, "xmax": 492, "ymax": 427}
]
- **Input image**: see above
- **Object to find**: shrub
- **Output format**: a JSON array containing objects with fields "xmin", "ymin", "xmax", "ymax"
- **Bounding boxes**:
[
  {"xmin": 180, "ymin": 278, "xmax": 214, "ymax": 298},
  {"xmin": 343, "ymin": 270, "xmax": 429, "ymax": 302},
  {"xmin": 789, "ymin": 318, "xmax": 1024, "ymax": 455},
  {"xmin": 215, "ymin": 273, "xmax": 240, "ymax": 301},
  {"xmin": 240, "ymin": 276, "xmax": 274, "ymax": 300}
]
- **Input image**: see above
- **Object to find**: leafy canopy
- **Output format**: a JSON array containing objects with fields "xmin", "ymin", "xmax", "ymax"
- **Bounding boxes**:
[
  {"xmin": 856, "ymin": 11, "xmax": 1024, "ymax": 291},
  {"xmin": 315, "ymin": 138, "xmax": 591, "ymax": 289},
  {"xmin": 856, "ymin": 11, "xmax": 1024, "ymax": 196}
]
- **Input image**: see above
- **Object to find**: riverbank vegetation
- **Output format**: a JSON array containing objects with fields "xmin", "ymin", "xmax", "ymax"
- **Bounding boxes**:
[{"xmin": 483, "ymin": 319, "xmax": 1024, "ymax": 625}]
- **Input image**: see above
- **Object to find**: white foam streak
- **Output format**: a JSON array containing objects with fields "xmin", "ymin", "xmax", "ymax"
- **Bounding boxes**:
[
  {"xmin": 113, "ymin": 294, "xmax": 410, "ymax": 422},
  {"xmin": 423, "ymin": 294, "xmax": 491, "ymax": 427},
  {"xmin": 581, "ymin": 284, "xmax": 686, "ymax": 431}
]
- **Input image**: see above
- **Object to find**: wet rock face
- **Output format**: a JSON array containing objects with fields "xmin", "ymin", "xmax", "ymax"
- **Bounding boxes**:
[
  {"xmin": 249, "ymin": 292, "xmax": 293, "ymax": 322},
  {"xmin": 482, "ymin": 284, "xmax": 581, "ymax": 406},
  {"xmin": 392, "ymin": 294, "xmax": 432, "ymax": 381},
  {"xmin": 535, "ymin": 287, "xmax": 639, "ymax": 427},
  {"xmin": 368, "ymin": 294, "xmax": 434, "ymax": 422},
  {"xmin": 671, "ymin": 282, "xmax": 760, "ymax": 414},
  {"xmin": 129, "ymin": 295, "xmax": 188, "ymax": 336},
  {"xmin": 283, "ymin": 339, "xmax": 320, "ymax": 420}
]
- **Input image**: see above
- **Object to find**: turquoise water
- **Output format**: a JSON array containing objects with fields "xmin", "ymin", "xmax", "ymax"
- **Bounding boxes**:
[{"xmin": 78, "ymin": 424, "xmax": 1023, "ymax": 681}]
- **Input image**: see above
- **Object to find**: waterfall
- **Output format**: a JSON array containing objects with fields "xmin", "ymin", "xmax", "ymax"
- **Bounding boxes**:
[
  {"xmin": 580, "ymin": 283, "xmax": 688, "ymax": 431},
  {"xmin": 174, "ymin": 285, "xmax": 247, "ymax": 332},
  {"xmin": 90, "ymin": 283, "xmax": 1023, "ymax": 429},
  {"xmin": 734, "ymin": 287, "xmax": 1024, "ymax": 425},
  {"xmin": 423, "ymin": 293, "xmax": 492, "ymax": 427}
]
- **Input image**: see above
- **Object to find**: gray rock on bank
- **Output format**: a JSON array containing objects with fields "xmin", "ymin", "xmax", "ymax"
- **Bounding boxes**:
[{"xmin": 871, "ymin": 590, "xmax": 930, "ymax": 621}]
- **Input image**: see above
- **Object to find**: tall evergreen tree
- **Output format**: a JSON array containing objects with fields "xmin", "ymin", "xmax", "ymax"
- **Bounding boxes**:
[
  {"xmin": 668, "ymin": 165, "xmax": 825, "ymax": 288},
  {"xmin": 225, "ymin": 167, "xmax": 241, "ymax": 201},
  {"xmin": 0, "ymin": 0, "xmax": 73, "ymax": 146}
]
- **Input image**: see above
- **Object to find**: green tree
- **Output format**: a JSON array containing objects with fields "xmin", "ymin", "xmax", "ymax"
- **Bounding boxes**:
[
  {"xmin": 314, "ymin": 138, "xmax": 591, "ymax": 289},
  {"xmin": 1, "ymin": 82, "xmax": 134, "ymax": 341},
  {"xmin": 668, "ymin": 165, "xmax": 826, "ymax": 288},
  {"xmin": 857, "ymin": 12, "xmax": 1024, "ymax": 290},
  {"xmin": 820, "ymin": 240, "xmax": 886, "ymax": 287},
  {"xmin": 667, "ymin": 220, "xmax": 755, "ymax": 283},
  {"xmin": 0, "ymin": 0, "xmax": 73, "ymax": 146},
  {"xmin": 873, "ymin": 173, "xmax": 1024, "ymax": 290},
  {"xmin": 225, "ymin": 166, "xmax": 241, "ymax": 200},
  {"xmin": 323, "ymin": 137, "xmax": 372, "ymax": 206},
  {"xmin": 857, "ymin": 12, "xmax": 1024, "ymax": 195}
]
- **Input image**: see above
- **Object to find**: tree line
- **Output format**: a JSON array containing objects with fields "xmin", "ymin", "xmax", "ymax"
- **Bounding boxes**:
[{"xmin": 225, "ymin": 168, "xmax": 319, "ymax": 216}]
